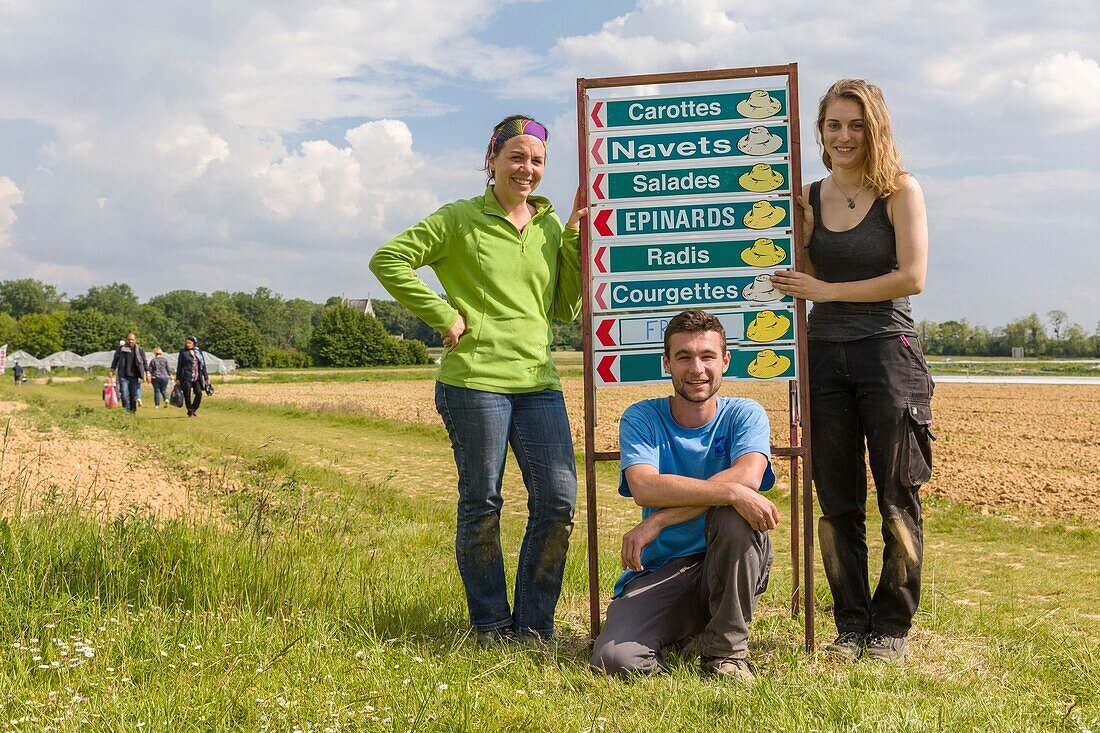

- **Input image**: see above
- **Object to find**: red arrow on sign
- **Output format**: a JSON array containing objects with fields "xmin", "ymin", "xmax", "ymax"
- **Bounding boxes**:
[
  {"xmin": 591, "ymin": 173, "xmax": 606, "ymax": 200},
  {"xmin": 590, "ymin": 101, "xmax": 605, "ymax": 129},
  {"xmin": 593, "ymin": 209, "xmax": 614, "ymax": 237},
  {"xmin": 595, "ymin": 318, "xmax": 616, "ymax": 347},
  {"xmin": 594, "ymin": 282, "xmax": 609, "ymax": 310},
  {"xmin": 597, "ymin": 355, "xmax": 618, "ymax": 384},
  {"xmin": 594, "ymin": 246, "xmax": 608, "ymax": 274},
  {"xmin": 590, "ymin": 138, "xmax": 604, "ymax": 165}
]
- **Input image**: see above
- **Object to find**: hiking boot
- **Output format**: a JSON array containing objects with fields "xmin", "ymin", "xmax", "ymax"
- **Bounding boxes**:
[
  {"xmin": 514, "ymin": 629, "xmax": 549, "ymax": 650},
  {"xmin": 701, "ymin": 655, "xmax": 756, "ymax": 681},
  {"xmin": 864, "ymin": 632, "xmax": 908, "ymax": 662},
  {"xmin": 475, "ymin": 627, "xmax": 518, "ymax": 649},
  {"xmin": 824, "ymin": 631, "xmax": 866, "ymax": 660}
]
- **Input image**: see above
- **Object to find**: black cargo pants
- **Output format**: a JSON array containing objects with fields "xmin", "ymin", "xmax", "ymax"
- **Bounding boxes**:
[{"xmin": 809, "ymin": 334, "xmax": 935, "ymax": 637}]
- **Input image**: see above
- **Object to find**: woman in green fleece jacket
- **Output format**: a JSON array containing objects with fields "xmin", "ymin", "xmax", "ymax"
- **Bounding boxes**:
[{"xmin": 369, "ymin": 115, "xmax": 587, "ymax": 646}]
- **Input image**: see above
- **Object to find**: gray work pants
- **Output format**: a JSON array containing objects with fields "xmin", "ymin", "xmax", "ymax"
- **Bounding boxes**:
[{"xmin": 590, "ymin": 506, "xmax": 772, "ymax": 675}]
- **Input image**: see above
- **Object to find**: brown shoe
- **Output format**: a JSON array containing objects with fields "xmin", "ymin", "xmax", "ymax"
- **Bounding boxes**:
[{"xmin": 701, "ymin": 655, "xmax": 756, "ymax": 681}]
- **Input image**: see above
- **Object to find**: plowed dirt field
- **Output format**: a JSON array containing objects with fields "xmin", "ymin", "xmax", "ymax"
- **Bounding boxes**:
[{"xmin": 216, "ymin": 380, "xmax": 1100, "ymax": 524}]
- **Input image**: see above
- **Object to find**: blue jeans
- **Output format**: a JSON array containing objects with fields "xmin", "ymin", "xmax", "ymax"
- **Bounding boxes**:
[
  {"xmin": 117, "ymin": 376, "xmax": 142, "ymax": 412},
  {"xmin": 152, "ymin": 377, "xmax": 170, "ymax": 407},
  {"xmin": 434, "ymin": 382, "xmax": 577, "ymax": 638}
]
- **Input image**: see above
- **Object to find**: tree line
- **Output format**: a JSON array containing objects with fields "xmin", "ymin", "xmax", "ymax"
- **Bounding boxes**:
[
  {"xmin": 0, "ymin": 279, "xmax": 434, "ymax": 368},
  {"xmin": 917, "ymin": 311, "xmax": 1100, "ymax": 357},
  {"xmin": 6, "ymin": 278, "xmax": 1088, "ymax": 365}
]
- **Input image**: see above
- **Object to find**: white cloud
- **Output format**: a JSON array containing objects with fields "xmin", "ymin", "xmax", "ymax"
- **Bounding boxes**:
[
  {"xmin": 0, "ymin": 176, "xmax": 23, "ymax": 247},
  {"xmin": 245, "ymin": 120, "xmax": 455, "ymax": 237},
  {"xmin": 1012, "ymin": 52, "xmax": 1100, "ymax": 133},
  {"xmin": 155, "ymin": 124, "xmax": 230, "ymax": 182}
]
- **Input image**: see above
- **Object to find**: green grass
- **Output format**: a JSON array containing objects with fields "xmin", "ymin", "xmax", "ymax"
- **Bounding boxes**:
[
  {"xmin": 0, "ymin": 376, "xmax": 1097, "ymax": 731},
  {"xmin": 926, "ymin": 357, "xmax": 1100, "ymax": 377}
]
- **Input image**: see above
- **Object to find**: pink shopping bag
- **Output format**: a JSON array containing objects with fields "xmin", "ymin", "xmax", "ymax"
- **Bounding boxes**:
[{"xmin": 103, "ymin": 381, "xmax": 119, "ymax": 408}]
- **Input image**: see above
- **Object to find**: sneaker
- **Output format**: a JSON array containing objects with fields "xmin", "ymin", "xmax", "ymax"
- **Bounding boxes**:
[
  {"xmin": 701, "ymin": 655, "xmax": 756, "ymax": 681},
  {"xmin": 824, "ymin": 631, "xmax": 866, "ymax": 660},
  {"xmin": 864, "ymin": 632, "xmax": 908, "ymax": 662}
]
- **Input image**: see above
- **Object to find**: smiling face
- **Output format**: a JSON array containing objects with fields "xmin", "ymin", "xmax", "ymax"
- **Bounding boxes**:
[
  {"xmin": 664, "ymin": 330, "xmax": 730, "ymax": 405},
  {"xmin": 488, "ymin": 134, "xmax": 545, "ymax": 205},
  {"xmin": 821, "ymin": 97, "xmax": 866, "ymax": 171}
]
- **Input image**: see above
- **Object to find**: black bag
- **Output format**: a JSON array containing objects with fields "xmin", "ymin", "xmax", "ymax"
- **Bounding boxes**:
[
  {"xmin": 203, "ymin": 380, "xmax": 214, "ymax": 396},
  {"xmin": 169, "ymin": 384, "xmax": 184, "ymax": 408}
]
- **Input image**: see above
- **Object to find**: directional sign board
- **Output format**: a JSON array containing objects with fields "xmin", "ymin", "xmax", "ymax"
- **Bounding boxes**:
[
  {"xmin": 589, "ymin": 89, "xmax": 788, "ymax": 130},
  {"xmin": 595, "ymin": 345, "xmax": 796, "ymax": 386},
  {"xmin": 584, "ymin": 79, "xmax": 798, "ymax": 386},
  {"xmin": 592, "ymin": 307, "xmax": 796, "ymax": 351}
]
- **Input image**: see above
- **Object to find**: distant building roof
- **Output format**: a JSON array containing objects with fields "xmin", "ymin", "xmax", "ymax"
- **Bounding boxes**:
[{"xmin": 342, "ymin": 297, "xmax": 374, "ymax": 316}]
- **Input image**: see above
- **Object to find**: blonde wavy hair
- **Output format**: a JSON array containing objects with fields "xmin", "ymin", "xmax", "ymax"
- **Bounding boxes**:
[{"xmin": 816, "ymin": 79, "xmax": 906, "ymax": 199}]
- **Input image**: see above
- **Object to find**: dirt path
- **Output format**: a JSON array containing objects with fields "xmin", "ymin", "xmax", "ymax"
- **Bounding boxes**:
[{"xmin": 0, "ymin": 401, "xmax": 217, "ymax": 520}]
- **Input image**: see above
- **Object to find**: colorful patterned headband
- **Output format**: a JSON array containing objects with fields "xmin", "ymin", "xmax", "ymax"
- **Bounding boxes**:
[{"xmin": 489, "ymin": 118, "xmax": 549, "ymax": 156}]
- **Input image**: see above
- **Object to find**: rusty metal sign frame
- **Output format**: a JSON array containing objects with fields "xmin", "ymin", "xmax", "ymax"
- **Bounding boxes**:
[{"xmin": 576, "ymin": 63, "xmax": 816, "ymax": 652}]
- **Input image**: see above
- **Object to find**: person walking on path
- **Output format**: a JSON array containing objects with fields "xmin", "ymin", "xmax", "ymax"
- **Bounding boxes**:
[
  {"xmin": 589, "ymin": 311, "xmax": 777, "ymax": 681},
  {"xmin": 370, "ymin": 114, "xmax": 586, "ymax": 647},
  {"xmin": 148, "ymin": 347, "xmax": 173, "ymax": 408},
  {"xmin": 771, "ymin": 78, "xmax": 934, "ymax": 662},
  {"xmin": 12, "ymin": 361, "xmax": 23, "ymax": 385},
  {"xmin": 175, "ymin": 336, "xmax": 209, "ymax": 418},
  {"xmin": 109, "ymin": 332, "xmax": 150, "ymax": 413}
]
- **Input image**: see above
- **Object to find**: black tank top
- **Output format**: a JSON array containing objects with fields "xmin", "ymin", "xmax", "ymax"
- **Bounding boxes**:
[{"xmin": 806, "ymin": 179, "xmax": 916, "ymax": 341}]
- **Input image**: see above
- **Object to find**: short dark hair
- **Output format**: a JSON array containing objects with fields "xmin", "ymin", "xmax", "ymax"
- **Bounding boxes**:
[{"xmin": 663, "ymin": 310, "xmax": 727, "ymax": 358}]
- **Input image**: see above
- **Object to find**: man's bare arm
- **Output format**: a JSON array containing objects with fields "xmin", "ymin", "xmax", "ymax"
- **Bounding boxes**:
[
  {"xmin": 620, "ymin": 506, "xmax": 709, "ymax": 571},
  {"xmin": 624, "ymin": 452, "xmax": 780, "ymax": 531}
]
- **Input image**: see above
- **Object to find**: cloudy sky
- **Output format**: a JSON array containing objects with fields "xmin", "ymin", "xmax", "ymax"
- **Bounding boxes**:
[{"xmin": 1, "ymin": 0, "xmax": 1097, "ymax": 329}]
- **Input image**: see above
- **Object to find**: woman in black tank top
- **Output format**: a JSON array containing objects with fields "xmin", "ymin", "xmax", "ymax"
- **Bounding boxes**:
[{"xmin": 772, "ymin": 80, "xmax": 934, "ymax": 662}]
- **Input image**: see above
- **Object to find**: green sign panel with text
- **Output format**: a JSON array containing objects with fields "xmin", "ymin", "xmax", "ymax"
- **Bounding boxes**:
[
  {"xmin": 589, "ymin": 89, "xmax": 788, "ymax": 130},
  {"xmin": 591, "ymin": 162, "xmax": 791, "ymax": 202},
  {"xmin": 589, "ymin": 125, "xmax": 789, "ymax": 167},
  {"xmin": 594, "ymin": 346, "xmax": 796, "ymax": 385},
  {"xmin": 591, "ymin": 273, "xmax": 793, "ymax": 312},
  {"xmin": 592, "ymin": 237, "xmax": 792, "ymax": 276},
  {"xmin": 590, "ymin": 199, "xmax": 791, "ymax": 239}
]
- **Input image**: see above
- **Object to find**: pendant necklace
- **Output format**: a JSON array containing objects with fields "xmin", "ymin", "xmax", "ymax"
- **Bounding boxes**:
[{"xmin": 831, "ymin": 176, "xmax": 862, "ymax": 209}]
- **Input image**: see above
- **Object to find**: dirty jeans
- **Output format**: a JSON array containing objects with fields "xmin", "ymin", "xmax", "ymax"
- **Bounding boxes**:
[
  {"xmin": 590, "ymin": 507, "xmax": 772, "ymax": 675},
  {"xmin": 809, "ymin": 335, "xmax": 934, "ymax": 637},
  {"xmin": 434, "ymin": 383, "xmax": 577, "ymax": 638}
]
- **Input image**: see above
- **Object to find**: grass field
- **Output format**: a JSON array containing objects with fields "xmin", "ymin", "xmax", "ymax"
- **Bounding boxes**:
[{"xmin": 0, "ymin": 371, "xmax": 1097, "ymax": 732}]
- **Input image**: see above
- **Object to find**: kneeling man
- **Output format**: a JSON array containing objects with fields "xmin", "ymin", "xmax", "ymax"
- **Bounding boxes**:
[{"xmin": 590, "ymin": 310, "xmax": 779, "ymax": 680}]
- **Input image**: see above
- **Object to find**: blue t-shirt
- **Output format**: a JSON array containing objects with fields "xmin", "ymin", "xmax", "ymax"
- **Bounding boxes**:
[{"xmin": 613, "ymin": 396, "xmax": 775, "ymax": 597}]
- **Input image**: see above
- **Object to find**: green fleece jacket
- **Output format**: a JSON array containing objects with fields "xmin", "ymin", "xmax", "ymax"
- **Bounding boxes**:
[{"xmin": 369, "ymin": 186, "xmax": 581, "ymax": 393}]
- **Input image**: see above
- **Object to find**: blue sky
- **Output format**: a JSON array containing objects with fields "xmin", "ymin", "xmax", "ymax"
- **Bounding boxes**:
[{"xmin": 0, "ymin": 0, "xmax": 1098, "ymax": 329}]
